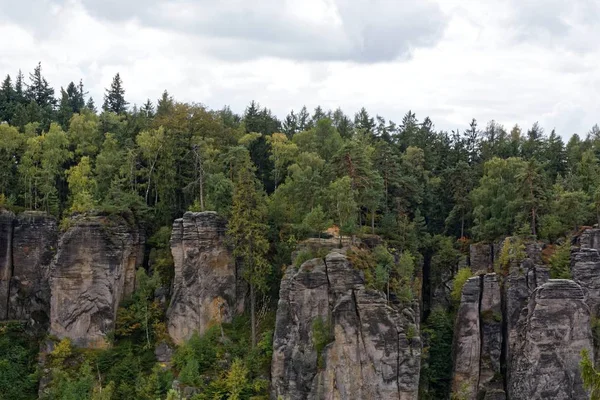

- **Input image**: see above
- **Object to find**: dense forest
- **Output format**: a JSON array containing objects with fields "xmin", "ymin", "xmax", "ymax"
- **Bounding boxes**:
[{"xmin": 1, "ymin": 63, "xmax": 599, "ymax": 399}]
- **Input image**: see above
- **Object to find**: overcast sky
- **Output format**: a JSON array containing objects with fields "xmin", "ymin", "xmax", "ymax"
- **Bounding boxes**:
[{"xmin": 1, "ymin": 0, "xmax": 598, "ymax": 137}]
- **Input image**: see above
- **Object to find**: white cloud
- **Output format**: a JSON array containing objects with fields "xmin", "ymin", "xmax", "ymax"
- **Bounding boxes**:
[{"xmin": 0, "ymin": 0, "xmax": 599, "ymax": 137}]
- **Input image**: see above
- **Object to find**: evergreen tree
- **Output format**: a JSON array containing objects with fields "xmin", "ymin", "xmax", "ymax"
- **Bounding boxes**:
[
  {"xmin": 0, "ymin": 75, "xmax": 15, "ymax": 123},
  {"xmin": 227, "ymin": 155, "xmax": 270, "ymax": 348},
  {"xmin": 103, "ymin": 73, "xmax": 128, "ymax": 114},
  {"xmin": 354, "ymin": 107, "xmax": 375, "ymax": 136},
  {"xmin": 85, "ymin": 97, "xmax": 97, "ymax": 113}
]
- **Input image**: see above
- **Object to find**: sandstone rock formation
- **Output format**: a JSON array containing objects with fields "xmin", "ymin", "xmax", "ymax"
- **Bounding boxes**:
[
  {"xmin": 271, "ymin": 250, "xmax": 421, "ymax": 400},
  {"xmin": 454, "ymin": 241, "xmax": 592, "ymax": 400},
  {"xmin": 9, "ymin": 212, "xmax": 58, "ymax": 325},
  {"xmin": 167, "ymin": 211, "xmax": 245, "ymax": 344},
  {"xmin": 0, "ymin": 209, "xmax": 14, "ymax": 320},
  {"xmin": 49, "ymin": 214, "xmax": 144, "ymax": 348},
  {"xmin": 0, "ymin": 210, "xmax": 58, "ymax": 327},
  {"xmin": 451, "ymin": 276, "xmax": 481, "ymax": 399},
  {"xmin": 469, "ymin": 243, "xmax": 493, "ymax": 272},
  {"xmin": 509, "ymin": 280, "xmax": 593, "ymax": 400}
]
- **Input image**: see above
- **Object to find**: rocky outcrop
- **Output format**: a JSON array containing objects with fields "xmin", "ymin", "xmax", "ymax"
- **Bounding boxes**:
[
  {"xmin": 0, "ymin": 209, "xmax": 14, "ymax": 320},
  {"xmin": 271, "ymin": 250, "xmax": 421, "ymax": 400},
  {"xmin": 508, "ymin": 280, "xmax": 593, "ymax": 400},
  {"xmin": 469, "ymin": 243, "xmax": 493, "ymax": 272},
  {"xmin": 0, "ymin": 210, "xmax": 58, "ymax": 327},
  {"xmin": 167, "ymin": 212, "xmax": 245, "ymax": 344},
  {"xmin": 49, "ymin": 215, "xmax": 144, "ymax": 348},
  {"xmin": 9, "ymin": 212, "xmax": 58, "ymax": 326},
  {"xmin": 451, "ymin": 276, "xmax": 481, "ymax": 399},
  {"xmin": 451, "ymin": 273, "xmax": 504, "ymax": 400},
  {"xmin": 479, "ymin": 274, "xmax": 503, "ymax": 394}
]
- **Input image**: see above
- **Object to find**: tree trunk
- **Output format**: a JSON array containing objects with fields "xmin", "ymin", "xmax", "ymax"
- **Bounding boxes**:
[
  {"xmin": 371, "ymin": 210, "xmax": 375, "ymax": 234},
  {"xmin": 250, "ymin": 283, "xmax": 257, "ymax": 348},
  {"xmin": 460, "ymin": 209, "xmax": 465, "ymax": 238},
  {"xmin": 531, "ymin": 207, "xmax": 537, "ymax": 236}
]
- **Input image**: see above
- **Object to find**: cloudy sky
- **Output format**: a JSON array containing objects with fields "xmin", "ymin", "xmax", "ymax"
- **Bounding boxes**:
[{"xmin": 1, "ymin": 0, "xmax": 598, "ymax": 137}]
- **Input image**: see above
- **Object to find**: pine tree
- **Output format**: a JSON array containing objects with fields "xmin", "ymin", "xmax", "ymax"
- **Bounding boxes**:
[
  {"xmin": 57, "ymin": 88, "xmax": 73, "ymax": 129},
  {"xmin": 26, "ymin": 63, "xmax": 55, "ymax": 108},
  {"xmin": 65, "ymin": 81, "xmax": 85, "ymax": 114},
  {"xmin": 354, "ymin": 107, "xmax": 375, "ymax": 136},
  {"xmin": 25, "ymin": 63, "xmax": 56, "ymax": 128},
  {"xmin": 14, "ymin": 70, "xmax": 25, "ymax": 104},
  {"xmin": 103, "ymin": 73, "xmax": 128, "ymax": 114},
  {"xmin": 141, "ymin": 99, "xmax": 154, "ymax": 118},
  {"xmin": 227, "ymin": 154, "xmax": 270, "ymax": 348},
  {"xmin": 156, "ymin": 90, "xmax": 174, "ymax": 118},
  {"xmin": 85, "ymin": 97, "xmax": 97, "ymax": 113},
  {"xmin": 0, "ymin": 75, "xmax": 14, "ymax": 122}
]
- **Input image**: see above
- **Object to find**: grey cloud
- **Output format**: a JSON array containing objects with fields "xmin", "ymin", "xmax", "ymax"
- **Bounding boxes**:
[
  {"xmin": 72, "ymin": 0, "xmax": 448, "ymax": 62},
  {"xmin": 508, "ymin": 0, "xmax": 600, "ymax": 51}
]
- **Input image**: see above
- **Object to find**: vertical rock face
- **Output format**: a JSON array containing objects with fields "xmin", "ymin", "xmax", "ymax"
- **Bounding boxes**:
[
  {"xmin": 271, "ymin": 250, "xmax": 421, "ymax": 400},
  {"xmin": 455, "ymin": 237, "xmax": 596, "ymax": 399},
  {"xmin": 479, "ymin": 274, "xmax": 503, "ymax": 394},
  {"xmin": 50, "ymin": 215, "xmax": 144, "ymax": 348},
  {"xmin": 167, "ymin": 212, "xmax": 244, "ymax": 344},
  {"xmin": 451, "ymin": 273, "xmax": 504, "ymax": 399},
  {"xmin": 572, "ymin": 235, "xmax": 600, "ymax": 315},
  {"xmin": 469, "ymin": 243, "xmax": 493, "ymax": 272},
  {"xmin": 0, "ymin": 209, "xmax": 14, "ymax": 320},
  {"xmin": 508, "ymin": 280, "xmax": 593, "ymax": 400},
  {"xmin": 9, "ymin": 212, "xmax": 58, "ymax": 326},
  {"xmin": 451, "ymin": 276, "xmax": 481, "ymax": 400}
]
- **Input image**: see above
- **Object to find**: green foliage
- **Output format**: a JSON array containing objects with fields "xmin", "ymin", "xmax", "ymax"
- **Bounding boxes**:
[
  {"xmin": 312, "ymin": 317, "xmax": 333, "ymax": 370},
  {"xmin": 420, "ymin": 307, "xmax": 454, "ymax": 400},
  {"xmin": 115, "ymin": 269, "xmax": 167, "ymax": 347},
  {"xmin": 0, "ymin": 322, "xmax": 39, "ymax": 400},
  {"xmin": 581, "ymin": 349, "xmax": 600, "ymax": 400},
  {"xmin": 66, "ymin": 156, "xmax": 97, "ymax": 213},
  {"xmin": 293, "ymin": 247, "xmax": 329, "ymax": 268},
  {"xmin": 430, "ymin": 236, "xmax": 460, "ymax": 287},
  {"xmin": 172, "ymin": 314, "xmax": 274, "ymax": 400},
  {"xmin": 496, "ymin": 237, "xmax": 526, "ymax": 272},
  {"xmin": 549, "ymin": 241, "xmax": 572, "ymax": 279},
  {"xmin": 451, "ymin": 268, "xmax": 473, "ymax": 304},
  {"xmin": 471, "ymin": 157, "xmax": 527, "ymax": 241},
  {"xmin": 148, "ymin": 226, "xmax": 175, "ymax": 287},
  {"xmin": 302, "ymin": 205, "xmax": 331, "ymax": 238},
  {"xmin": 327, "ymin": 176, "xmax": 357, "ymax": 237}
]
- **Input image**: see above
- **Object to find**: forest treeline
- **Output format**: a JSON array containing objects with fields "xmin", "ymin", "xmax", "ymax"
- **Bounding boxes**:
[
  {"xmin": 2, "ymin": 63, "xmax": 600, "ymax": 399},
  {"xmin": 1, "ymin": 63, "xmax": 598, "ymax": 244}
]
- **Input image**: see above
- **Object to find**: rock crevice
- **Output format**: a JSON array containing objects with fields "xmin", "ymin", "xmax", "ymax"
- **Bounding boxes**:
[{"xmin": 271, "ymin": 250, "xmax": 421, "ymax": 400}]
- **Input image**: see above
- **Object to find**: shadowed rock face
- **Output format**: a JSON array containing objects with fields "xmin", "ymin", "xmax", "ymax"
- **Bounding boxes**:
[
  {"xmin": 167, "ymin": 212, "xmax": 245, "ymax": 344},
  {"xmin": 0, "ymin": 210, "xmax": 58, "ymax": 328},
  {"xmin": 509, "ymin": 280, "xmax": 593, "ymax": 400},
  {"xmin": 0, "ymin": 209, "xmax": 14, "ymax": 320},
  {"xmin": 0, "ymin": 210, "xmax": 15, "ymax": 320},
  {"xmin": 271, "ymin": 250, "xmax": 421, "ymax": 400},
  {"xmin": 452, "ymin": 276, "xmax": 481, "ymax": 399},
  {"xmin": 49, "ymin": 215, "xmax": 144, "ymax": 348},
  {"xmin": 9, "ymin": 212, "xmax": 58, "ymax": 326}
]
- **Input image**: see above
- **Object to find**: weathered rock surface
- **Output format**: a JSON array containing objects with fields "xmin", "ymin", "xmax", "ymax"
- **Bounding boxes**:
[
  {"xmin": 572, "ymin": 237, "xmax": 600, "ymax": 315},
  {"xmin": 508, "ymin": 280, "xmax": 593, "ymax": 400},
  {"xmin": 479, "ymin": 274, "xmax": 502, "ymax": 394},
  {"xmin": 469, "ymin": 243, "xmax": 493, "ymax": 272},
  {"xmin": 9, "ymin": 212, "xmax": 58, "ymax": 326},
  {"xmin": 0, "ymin": 209, "xmax": 14, "ymax": 320},
  {"xmin": 167, "ymin": 212, "xmax": 244, "ymax": 344},
  {"xmin": 271, "ymin": 250, "xmax": 421, "ymax": 400},
  {"xmin": 451, "ymin": 276, "xmax": 481, "ymax": 400},
  {"xmin": 49, "ymin": 215, "xmax": 144, "ymax": 348}
]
